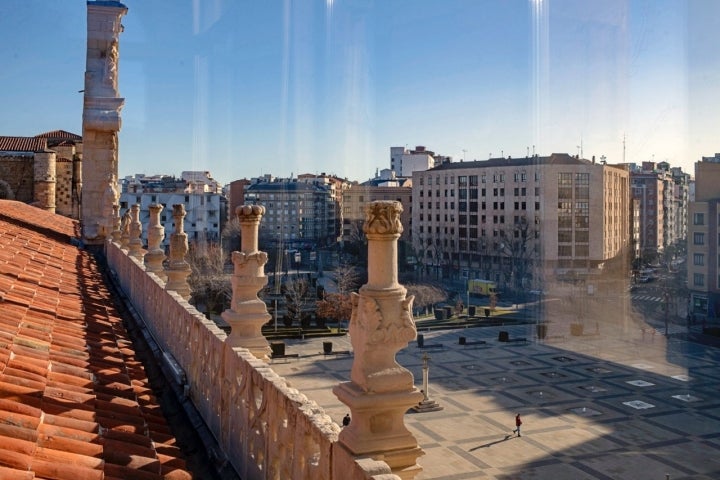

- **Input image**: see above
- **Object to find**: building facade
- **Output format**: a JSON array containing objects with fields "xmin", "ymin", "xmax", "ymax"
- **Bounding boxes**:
[
  {"xmin": 411, "ymin": 154, "xmax": 630, "ymax": 291},
  {"xmin": 687, "ymin": 153, "xmax": 720, "ymax": 320},
  {"xmin": 390, "ymin": 145, "xmax": 450, "ymax": 178},
  {"xmin": 342, "ymin": 175, "xmax": 413, "ymax": 243},
  {"xmin": 119, "ymin": 174, "xmax": 226, "ymax": 248},
  {"xmin": 244, "ymin": 175, "xmax": 338, "ymax": 249}
]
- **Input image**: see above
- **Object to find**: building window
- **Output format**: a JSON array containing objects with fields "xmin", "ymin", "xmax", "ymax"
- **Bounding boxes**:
[
  {"xmin": 694, "ymin": 253, "xmax": 705, "ymax": 266},
  {"xmin": 694, "ymin": 213, "xmax": 705, "ymax": 225},
  {"xmin": 558, "ymin": 245, "xmax": 572, "ymax": 257},
  {"xmin": 694, "ymin": 232, "xmax": 705, "ymax": 245},
  {"xmin": 459, "ymin": 176, "xmax": 467, "ymax": 186},
  {"xmin": 694, "ymin": 273, "xmax": 705, "ymax": 287}
]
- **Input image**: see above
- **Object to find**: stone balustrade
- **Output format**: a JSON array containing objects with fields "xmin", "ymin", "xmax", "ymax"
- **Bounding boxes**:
[{"xmin": 106, "ymin": 235, "xmax": 402, "ymax": 480}]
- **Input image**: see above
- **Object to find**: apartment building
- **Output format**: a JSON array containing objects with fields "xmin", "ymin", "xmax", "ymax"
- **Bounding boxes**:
[
  {"xmin": 628, "ymin": 161, "xmax": 690, "ymax": 261},
  {"xmin": 688, "ymin": 154, "xmax": 720, "ymax": 320},
  {"xmin": 244, "ymin": 175, "xmax": 338, "ymax": 248},
  {"xmin": 390, "ymin": 145, "xmax": 450, "ymax": 178},
  {"xmin": 342, "ymin": 170, "xmax": 412, "ymax": 242},
  {"xmin": 411, "ymin": 154, "xmax": 630, "ymax": 290},
  {"xmin": 119, "ymin": 173, "xmax": 226, "ymax": 248}
]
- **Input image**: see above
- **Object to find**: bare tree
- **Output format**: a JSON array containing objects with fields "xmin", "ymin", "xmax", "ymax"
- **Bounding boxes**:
[
  {"xmin": 498, "ymin": 217, "xmax": 539, "ymax": 293},
  {"xmin": 221, "ymin": 215, "xmax": 242, "ymax": 255},
  {"xmin": 333, "ymin": 262, "xmax": 361, "ymax": 295},
  {"xmin": 284, "ymin": 277, "xmax": 310, "ymax": 327},
  {"xmin": 405, "ymin": 283, "xmax": 448, "ymax": 315},
  {"xmin": 187, "ymin": 243, "xmax": 232, "ymax": 315}
]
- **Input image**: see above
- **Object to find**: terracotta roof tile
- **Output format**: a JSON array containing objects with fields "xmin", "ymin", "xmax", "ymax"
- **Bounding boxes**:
[
  {"xmin": 0, "ymin": 136, "xmax": 47, "ymax": 152},
  {"xmin": 0, "ymin": 201, "xmax": 192, "ymax": 478},
  {"xmin": 0, "ymin": 465, "xmax": 34, "ymax": 480}
]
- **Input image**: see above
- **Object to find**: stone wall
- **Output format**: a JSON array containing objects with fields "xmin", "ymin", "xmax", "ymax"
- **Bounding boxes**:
[
  {"xmin": 55, "ymin": 159, "xmax": 75, "ymax": 217},
  {"xmin": 106, "ymin": 240, "xmax": 399, "ymax": 480},
  {"xmin": 0, "ymin": 154, "xmax": 34, "ymax": 202}
]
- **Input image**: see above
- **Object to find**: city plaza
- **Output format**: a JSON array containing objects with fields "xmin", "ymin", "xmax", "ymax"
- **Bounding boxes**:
[{"xmin": 272, "ymin": 319, "xmax": 720, "ymax": 479}]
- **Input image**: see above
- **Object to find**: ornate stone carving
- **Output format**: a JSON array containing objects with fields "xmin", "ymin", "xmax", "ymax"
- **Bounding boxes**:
[
  {"xmin": 221, "ymin": 205, "xmax": 271, "ymax": 360},
  {"xmin": 110, "ymin": 204, "xmax": 122, "ymax": 243},
  {"xmin": 165, "ymin": 204, "xmax": 191, "ymax": 300},
  {"xmin": 81, "ymin": 2, "xmax": 127, "ymax": 245},
  {"xmin": 334, "ymin": 201, "xmax": 424, "ymax": 479},
  {"xmin": 119, "ymin": 208, "xmax": 131, "ymax": 250},
  {"xmin": 128, "ymin": 204, "xmax": 145, "ymax": 260},
  {"xmin": 363, "ymin": 200, "xmax": 404, "ymax": 236},
  {"xmin": 145, "ymin": 203, "xmax": 167, "ymax": 282}
]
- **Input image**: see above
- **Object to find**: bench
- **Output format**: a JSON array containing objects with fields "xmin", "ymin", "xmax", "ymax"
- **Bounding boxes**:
[
  {"xmin": 458, "ymin": 337, "xmax": 487, "ymax": 347},
  {"xmin": 418, "ymin": 343, "xmax": 444, "ymax": 349},
  {"xmin": 323, "ymin": 350, "xmax": 352, "ymax": 357}
]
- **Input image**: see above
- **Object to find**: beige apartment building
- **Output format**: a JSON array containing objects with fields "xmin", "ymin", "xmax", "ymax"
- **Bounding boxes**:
[
  {"xmin": 411, "ymin": 154, "xmax": 630, "ymax": 291},
  {"xmin": 688, "ymin": 154, "xmax": 720, "ymax": 320},
  {"xmin": 342, "ymin": 179, "xmax": 412, "ymax": 243}
]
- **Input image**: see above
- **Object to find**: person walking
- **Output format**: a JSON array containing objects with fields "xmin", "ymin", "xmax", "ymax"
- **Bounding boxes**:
[
  {"xmin": 512, "ymin": 413, "xmax": 522, "ymax": 437},
  {"xmin": 342, "ymin": 413, "xmax": 351, "ymax": 427}
]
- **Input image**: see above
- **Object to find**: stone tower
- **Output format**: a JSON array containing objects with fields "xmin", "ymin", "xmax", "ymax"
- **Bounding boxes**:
[
  {"xmin": 32, "ymin": 150, "xmax": 56, "ymax": 213},
  {"xmin": 81, "ymin": 1, "xmax": 127, "ymax": 244}
]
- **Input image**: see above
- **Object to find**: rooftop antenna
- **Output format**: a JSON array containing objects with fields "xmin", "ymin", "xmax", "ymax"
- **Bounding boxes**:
[
  {"xmin": 462, "ymin": 149, "xmax": 467, "ymax": 161},
  {"xmin": 623, "ymin": 133, "xmax": 626, "ymax": 164}
]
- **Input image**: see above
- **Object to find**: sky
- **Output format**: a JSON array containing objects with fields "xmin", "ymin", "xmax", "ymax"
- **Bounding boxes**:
[{"xmin": 1, "ymin": 0, "xmax": 719, "ymax": 185}]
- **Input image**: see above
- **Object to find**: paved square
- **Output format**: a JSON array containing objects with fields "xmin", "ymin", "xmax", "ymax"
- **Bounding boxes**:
[{"xmin": 271, "ymin": 322, "xmax": 720, "ymax": 479}]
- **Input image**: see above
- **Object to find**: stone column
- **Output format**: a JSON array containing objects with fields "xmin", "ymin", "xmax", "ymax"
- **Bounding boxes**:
[
  {"xmin": 81, "ymin": 1, "xmax": 127, "ymax": 244},
  {"xmin": 128, "ymin": 204, "xmax": 145, "ymax": 260},
  {"xmin": 165, "ymin": 204, "xmax": 191, "ymax": 300},
  {"xmin": 110, "ymin": 204, "xmax": 122, "ymax": 243},
  {"xmin": 333, "ymin": 201, "xmax": 424, "ymax": 480},
  {"xmin": 221, "ymin": 205, "xmax": 271, "ymax": 360},
  {"xmin": 145, "ymin": 203, "xmax": 167, "ymax": 282},
  {"xmin": 119, "ymin": 208, "xmax": 131, "ymax": 250}
]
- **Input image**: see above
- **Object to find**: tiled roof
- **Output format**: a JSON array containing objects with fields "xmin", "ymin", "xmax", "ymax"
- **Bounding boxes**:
[
  {"xmin": 0, "ymin": 200, "xmax": 191, "ymax": 479},
  {"xmin": 0, "ymin": 137, "xmax": 47, "ymax": 153},
  {"xmin": 34, "ymin": 131, "xmax": 82, "ymax": 143},
  {"xmin": 0, "ymin": 200, "xmax": 79, "ymax": 239}
]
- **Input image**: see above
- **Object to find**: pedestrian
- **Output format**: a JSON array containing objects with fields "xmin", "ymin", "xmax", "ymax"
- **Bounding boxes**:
[
  {"xmin": 512, "ymin": 413, "xmax": 522, "ymax": 437},
  {"xmin": 342, "ymin": 413, "xmax": 351, "ymax": 427}
]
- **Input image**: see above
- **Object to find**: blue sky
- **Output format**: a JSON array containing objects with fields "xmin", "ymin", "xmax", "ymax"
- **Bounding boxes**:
[{"xmin": 1, "ymin": 0, "xmax": 719, "ymax": 185}]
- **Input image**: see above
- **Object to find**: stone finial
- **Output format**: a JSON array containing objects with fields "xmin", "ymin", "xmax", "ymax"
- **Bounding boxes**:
[
  {"xmin": 333, "ymin": 201, "xmax": 424, "ymax": 479},
  {"xmin": 128, "ymin": 204, "xmax": 145, "ymax": 260},
  {"xmin": 165, "ymin": 204, "xmax": 191, "ymax": 300},
  {"xmin": 119, "ymin": 208, "xmax": 131, "ymax": 250},
  {"xmin": 221, "ymin": 205, "xmax": 271, "ymax": 360},
  {"xmin": 102, "ymin": 173, "xmax": 119, "ymax": 237},
  {"xmin": 110, "ymin": 204, "xmax": 122, "ymax": 243},
  {"xmin": 145, "ymin": 203, "xmax": 167, "ymax": 282}
]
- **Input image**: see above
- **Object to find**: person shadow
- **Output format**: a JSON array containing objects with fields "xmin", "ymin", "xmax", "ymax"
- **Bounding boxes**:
[{"xmin": 469, "ymin": 434, "xmax": 517, "ymax": 451}]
